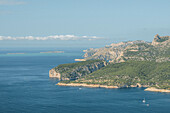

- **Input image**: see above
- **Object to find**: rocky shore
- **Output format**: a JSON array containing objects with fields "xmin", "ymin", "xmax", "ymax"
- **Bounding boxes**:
[
  {"xmin": 57, "ymin": 83, "xmax": 118, "ymax": 88},
  {"xmin": 57, "ymin": 83, "xmax": 170, "ymax": 93},
  {"xmin": 144, "ymin": 87, "xmax": 170, "ymax": 93}
]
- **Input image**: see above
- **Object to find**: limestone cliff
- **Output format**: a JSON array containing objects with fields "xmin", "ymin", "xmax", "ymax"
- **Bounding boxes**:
[
  {"xmin": 152, "ymin": 34, "xmax": 170, "ymax": 46},
  {"xmin": 49, "ymin": 60, "xmax": 107, "ymax": 80}
]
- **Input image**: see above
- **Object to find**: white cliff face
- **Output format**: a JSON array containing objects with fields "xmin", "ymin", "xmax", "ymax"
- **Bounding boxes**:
[{"xmin": 49, "ymin": 69, "xmax": 61, "ymax": 79}]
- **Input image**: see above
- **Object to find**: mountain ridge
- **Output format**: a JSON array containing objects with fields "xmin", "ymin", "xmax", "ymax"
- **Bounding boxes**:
[{"xmin": 83, "ymin": 34, "xmax": 170, "ymax": 63}]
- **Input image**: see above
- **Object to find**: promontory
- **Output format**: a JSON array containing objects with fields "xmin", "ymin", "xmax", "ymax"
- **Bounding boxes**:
[{"xmin": 49, "ymin": 34, "xmax": 170, "ymax": 93}]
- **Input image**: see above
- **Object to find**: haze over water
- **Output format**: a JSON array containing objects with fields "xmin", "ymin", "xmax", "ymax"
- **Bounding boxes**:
[{"xmin": 0, "ymin": 48, "xmax": 169, "ymax": 113}]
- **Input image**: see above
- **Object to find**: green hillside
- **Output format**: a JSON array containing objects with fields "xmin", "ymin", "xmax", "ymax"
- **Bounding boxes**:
[{"xmin": 62, "ymin": 61, "xmax": 170, "ymax": 89}]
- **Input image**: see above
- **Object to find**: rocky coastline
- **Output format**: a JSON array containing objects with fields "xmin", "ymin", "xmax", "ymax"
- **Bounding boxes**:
[
  {"xmin": 57, "ymin": 82, "xmax": 118, "ymax": 88},
  {"xmin": 57, "ymin": 82, "xmax": 170, "ymax": 93},
  {"xmin": 144, "ymin": 87, "xmax": 170, "ymax": 93}
]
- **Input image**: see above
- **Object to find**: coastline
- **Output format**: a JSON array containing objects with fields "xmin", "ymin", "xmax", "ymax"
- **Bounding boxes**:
[
  {"xmin": 57, "ymin": 82, "xmax": 118, "ymax": 88},
  {"xmin": 57, "ymin": 82, "xmax": 170, "ymax": 93},
  {"xmin": 144, "ymin": 87, "xmax": 170, "ymax": 93},
  {"xmin": 75, "ymin": 59, "xmax": 86, "ymax": 61}
]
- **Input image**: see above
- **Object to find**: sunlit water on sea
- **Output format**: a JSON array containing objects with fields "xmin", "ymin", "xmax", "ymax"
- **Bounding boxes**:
[{"xmin": 0, "ymin": 48, "xmax": 170, "ymax": 113}]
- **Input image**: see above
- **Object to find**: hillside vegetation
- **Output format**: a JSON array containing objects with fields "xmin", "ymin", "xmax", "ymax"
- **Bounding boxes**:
[{"xmin": 66, "ymin": 61, "xmax": 169, "ymax": 89}]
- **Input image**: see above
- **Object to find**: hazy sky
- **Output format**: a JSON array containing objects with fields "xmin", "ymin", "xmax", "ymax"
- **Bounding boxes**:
[{"xmin": 0, "ymin": 0, "xmax": 170, "ymax": 48}]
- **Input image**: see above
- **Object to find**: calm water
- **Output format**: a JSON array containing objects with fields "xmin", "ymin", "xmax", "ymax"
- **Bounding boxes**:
[{"xmin": 0, "ymin": 48, "xmax": 170, "ymax": 113}]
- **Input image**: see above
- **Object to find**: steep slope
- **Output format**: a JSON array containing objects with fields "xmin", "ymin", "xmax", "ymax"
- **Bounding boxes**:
[
  {"xmin": 61, "ymin": 61, "xmax": 170, "ymax": 90},
  {"xmin": 49, "ymin": 60, "xmax": 107, "ymax": 80}
]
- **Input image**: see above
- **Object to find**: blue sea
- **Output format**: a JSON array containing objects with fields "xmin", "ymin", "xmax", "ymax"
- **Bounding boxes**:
[{"xmin": 0, "ymin": 48, "xmax": 170, "ymax": 113}]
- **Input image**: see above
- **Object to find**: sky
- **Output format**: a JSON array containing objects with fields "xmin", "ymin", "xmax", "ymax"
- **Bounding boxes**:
[{"xmin": 0, "ymin": 0, "xmax": 170, "ymax": 48}]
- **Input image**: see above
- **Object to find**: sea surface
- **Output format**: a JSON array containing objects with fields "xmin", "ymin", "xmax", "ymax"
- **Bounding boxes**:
[{"xmin": 0, "ymin": 48, "xmax": 170, "ymax": 113}]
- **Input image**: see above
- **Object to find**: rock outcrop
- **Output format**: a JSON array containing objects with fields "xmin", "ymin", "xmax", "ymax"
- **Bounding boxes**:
[
  {"xmin": 152, "ymin": 34, "xmax": 170, "ymax": 46},
  {"xmin": 49, "ymin": 69, "xmax": 61, "ymax": 79}
]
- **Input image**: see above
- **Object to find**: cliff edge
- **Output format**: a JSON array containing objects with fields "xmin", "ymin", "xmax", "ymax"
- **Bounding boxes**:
[{"xmin": 49, "ymin": 60, "xmax": 108, "ymax": 80}]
